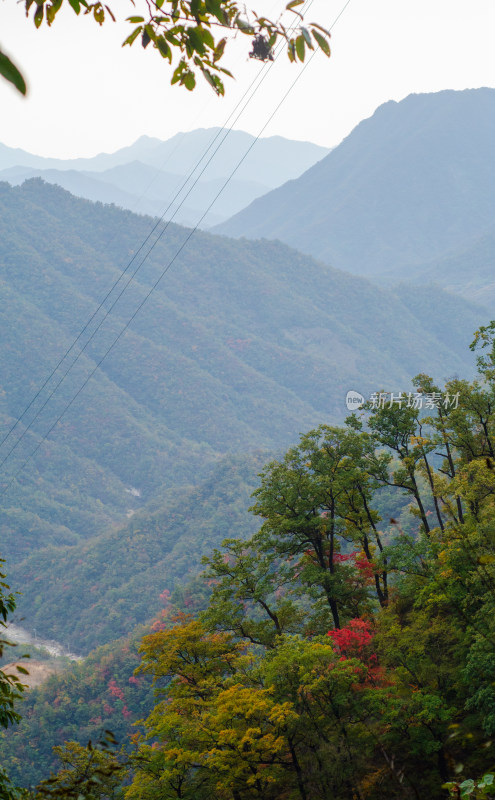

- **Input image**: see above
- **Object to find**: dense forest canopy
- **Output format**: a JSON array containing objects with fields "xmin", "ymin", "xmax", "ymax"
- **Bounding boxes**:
[{"xmin": 3, "ymin": 325, "xmax": 495, "ymax": 798}]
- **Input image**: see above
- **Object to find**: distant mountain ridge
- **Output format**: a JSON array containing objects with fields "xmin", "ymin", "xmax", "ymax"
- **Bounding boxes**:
[
  {"xmin": 0, "ymin": 129, "xmax": 330, "ymax": 226},
  {"xmin": 0, "ymin": 130, "xmax": 329, "ymax": 184},
  {"xmin": 215, "ymin": 88, "xmax": 495, "ymax": 291},
  {"xmin": 377, "ymin": 219, "xmax": 495, "ymax": 306}
]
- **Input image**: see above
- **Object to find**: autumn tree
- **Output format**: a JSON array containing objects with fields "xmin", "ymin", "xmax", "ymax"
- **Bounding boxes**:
[
  {"xmin": 34, "ymin": 737, "xmax": 125, "ymax": 800},
  {"xmin": 127, "ymin": 335, "xmax": 495, "ymax": 799}
]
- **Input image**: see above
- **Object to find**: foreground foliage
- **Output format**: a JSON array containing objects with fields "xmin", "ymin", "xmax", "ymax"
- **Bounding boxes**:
[
  {"xmin": 125, "ymin": 329, "xmax": 495, "ymax": 798},
  {"xmin": 5, "ymin": 326, "xmax": 495, "ymax": 798},
  {"xmin": 0, "ymin": 561, "xmax": 27, "ymax": 800},
  {"xmin": 2, "ymin": 0, "xmax": 330, "ymax": 95}
]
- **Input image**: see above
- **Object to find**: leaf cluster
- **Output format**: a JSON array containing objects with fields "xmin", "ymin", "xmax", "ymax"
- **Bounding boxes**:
[{"xmin": 1, "ymin": 0, "xmax": 331, "ymax": 95}]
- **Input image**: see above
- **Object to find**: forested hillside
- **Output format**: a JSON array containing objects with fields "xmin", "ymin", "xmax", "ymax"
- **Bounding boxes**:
[
  {"xmin": 0, "ymin": 178, "xmax": 483, "ymax": 580},
  {"xmin": 5, "ymin": 343, "xmax": 495, "ymax": 797},
  {"xmin": 9, "ymin": 453, "xmax": 265, "ymax": 653},
  {"xmin": 380, "ymin": 222, "xmax": 495, "ymax": 306},
  {"xmin": 0, "ymin": 628, "xmax": 156, "ymax": 786},
  {"xmin": 2, "ymin": 84, "xmax": 495, "ymax": 798}
]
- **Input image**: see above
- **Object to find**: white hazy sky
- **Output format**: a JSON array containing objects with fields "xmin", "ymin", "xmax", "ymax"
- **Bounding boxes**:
[{"xmin": 0, "ymin": 0, "xmax": 494, "ymax": 158}]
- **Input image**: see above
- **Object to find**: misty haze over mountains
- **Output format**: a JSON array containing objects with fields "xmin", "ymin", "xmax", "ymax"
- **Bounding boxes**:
[
  {"xmin": 216, "ymin": 87, "xmax": 495, "ymax": 307},
  {"xmin": 0, "ymin": 129, "xmax": 329, "ymax": 227},
  {"xmin": 5, "ymin": 89, "xmax": 495, "ymax": 309},
  {"xmin": 3, "ymin": 86, "xmax": 495, "ymax": 788},
  {"xmin": 1, "ymin": 87, "xmax": 494, "ymax": 646},
  {"xmin": 0, "ymin": 149, "xmax": 488, "ymax": 649}
]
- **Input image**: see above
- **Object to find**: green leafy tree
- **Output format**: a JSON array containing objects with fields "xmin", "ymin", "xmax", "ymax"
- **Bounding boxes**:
[
  {"xmin": 128, "ymin": 613, "xmax": 389, "ymax": 800},
  {"xmin": 1, "ymin": 0, "xmax": 331, "ymax": 95},
  {"xmin": 34, "ymin": 737, "xmax": 125, "ymax": 800},
  {"xmin": 249, "ymin": 424, "xmax": 389, "ymax": 630},
  {"xmin": 126, "ymin": 334, "xmax": 495, "ymax": 799},
  {"xmin": 0, "ymin": 559, "xmax": 28, "ymax": 800}
]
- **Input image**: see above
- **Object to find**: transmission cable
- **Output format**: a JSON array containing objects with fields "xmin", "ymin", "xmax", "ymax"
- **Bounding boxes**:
[
  {"xmin": 0, "ymin": 1, "xmax": 308, "ymax": 454},
  {"xmin": 0, "ymin": 0, "xmax": 353, "ymax": 496},
  {"xmin": 0, "ymin": 0, "xmax": 314, "ymax": 472}
]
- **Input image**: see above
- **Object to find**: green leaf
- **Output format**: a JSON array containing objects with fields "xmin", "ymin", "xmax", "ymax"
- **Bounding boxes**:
[
  {"xmin": 201, "ymin": 67, "xmax": 217, "ymax": 90},
  {"xmin": 204, "ymin": 0, "xmax": 228, "ymax": 24},
  {"xmin": 188, "ymin": 26, "xmax": 206, "ymax": 54},
  {"xmin": 0, "ymin": 50, "xmax": 27, "ymax": 94},
  {"xmin": 46, "ymin": 3, "xmax": 56, "ymax": 24},
  {"xmin": 164, "ymin": 30, "xmax": 180, "ymax": 46},
  {"xmin": 301, "ymin": 27, "xmax": 313, "ymax": 48},
  {"xmin": 459, "ymin": 780, "xmax": 475, "ymax": 797},
  {"xmin": 142, "ymin": 25, "xmax": 153, "ymax": 48},
  {"xmin": 34, "ymin": 3, "xmax": 44, "ymax": 28},
  {"xmin": 213, "ymin": 37, "xmax": 226, "ymax": 62},
  {"xmin": 156, "ymin": 36, "xmax": 171, "ymax": 60},
  {"xmin": 183, "ymin": 71, "xmax": 196, "ymax": 90},
  {"xmin": 68, "ymin": 0, "xmax": 81, "ymax": 14},
  {"xmin": 15, "ymin": 665, "xmax": 29, "ymax": 675},
  {"xmin": 236, "ymin": 17, "xmax": 254, "ymax": 35},
  {"xmin": 311, "ymin": 29, "xmax": 330, "ymax": 57},
  {"xmin": 201, "ymin": 28, "xmax": 215, "ymax": 49},
  {"xmin": 286, "ymin": 0, "xmax": 304, "ymax": 8},
  {"xmin": 122, "ymin": 26, "xmax": 142, "ymax": 46},
  {"xmin": 126, "ymin": 15, "xmax": 144, "ymax": 22},
  {"xmin": 295, "ymin": 34, "xmax": 305, "ymax": 61}
]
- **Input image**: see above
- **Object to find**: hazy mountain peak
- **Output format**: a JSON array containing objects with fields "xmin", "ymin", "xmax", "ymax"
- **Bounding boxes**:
[
  {"xmin": 215, "ymin": 87, "xmax": 495, "ymax": 279},
  {"xmin": 0, "ymin": 129, "xmax": 330, "ymax": 227}
]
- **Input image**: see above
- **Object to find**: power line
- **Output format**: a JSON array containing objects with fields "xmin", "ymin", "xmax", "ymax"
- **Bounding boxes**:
[
  {"xmin": 0, "ymin": 0, "xmax": 314, "ymax": 475},
  {"xmin": 0, "ymin": 0, "xmax": 353, "ymax": 496}
]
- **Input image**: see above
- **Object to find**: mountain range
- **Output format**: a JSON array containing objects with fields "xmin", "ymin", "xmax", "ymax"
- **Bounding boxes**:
[
  {"xmin": 216, "ymin": 87, "xmax": 495, "ymax": 305},
  {"xmin": 0, "ymin": 176, "xmax": 485, "ymax": 645},
  {"xmin": 3, "ymin": 88, "xmax": 495, "ymax": 786},
  {"xmin": 0, "ymin": 129, "xmax": 330, "ymax": 228},
  {"xmin": 2, "ymin": 87, "xmax": 495, "ymax": 656}
]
